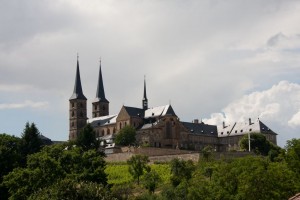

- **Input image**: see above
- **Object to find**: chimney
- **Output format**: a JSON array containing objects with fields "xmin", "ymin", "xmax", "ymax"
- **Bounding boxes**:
[
  {"xmin": 194, "ymin": 119, "xmax": 199, "ymax": 124},
  {"xmin": 223, "ymin": 121, "xmax": 226, "ymax": 129},
  {"xmin": 249, "ymin": 118, "xmax": 252, "ymax": 125}
]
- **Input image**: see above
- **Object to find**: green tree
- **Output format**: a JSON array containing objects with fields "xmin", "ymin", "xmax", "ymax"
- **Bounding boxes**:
[
  {"xmin": 285, "ymin": 138, "xmax": 300, "ymax": 176},
  {"xmin": 28, "ymin": 178, "xmax": 117, "ymax": 200},
  {"xmin": 127, "ymin": 155, "xmax": 150, "ymax": 185},
  {"xmin": 20, "ymin": 122, "xmax": 43, "ymax": 163},
  {"xmin": 239, "ymin": 133, "xmax": 281, "ymax": 157},
  {"xmin": 76, "ymin": 123, "xmax": 99, "ymax": 151},
  {"xmin": 115, "ymin": 125, "xmax": 136, "ymax": 146},
  {"xmin": 201, "ymin": 145, "xmax": 214, "ymax": 162},
  {"xmin": 170, "ymin": 158, "xmax": 195, "ymax": 187},
  {"xmin": 3, "ymin": 144, "xmax": 108, "ymax": 199},
  {"xmin": 0, "ymin": 134, "xmax": 22, "ymax": 199},
  {"xmin": 143, "ymin": 170, "xmax": 161, "ymax": 194}
]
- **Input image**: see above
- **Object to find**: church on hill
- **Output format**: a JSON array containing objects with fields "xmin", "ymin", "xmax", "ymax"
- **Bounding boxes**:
[{"xmin": 69, "ymin": 58, "xmax": 277, "ymax": 152}]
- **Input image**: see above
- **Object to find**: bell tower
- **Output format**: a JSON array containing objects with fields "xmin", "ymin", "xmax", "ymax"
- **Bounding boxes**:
[
  {"xmin": 92, "ymin": 59, "xmax": 109, "ymax": 118},
  {"xmin": 69, "ymin": 55, "xmax": 87, "ymax": 140}
]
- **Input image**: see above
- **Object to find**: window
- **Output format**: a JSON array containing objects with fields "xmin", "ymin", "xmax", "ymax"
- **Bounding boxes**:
[
  {"xmin": 102, "ymin": 130, "xmax": 104, "ymax": 136},
  {"xmin": 72, "ymin": 102, "xmax": 75, "ymax": 107},
  {"xmin": 125, "ymin": 122, "xmax": 127, "ymax": 126},
  {"xmin": 71, "ymin": 122, "xmax": 74, "ymax": 127},
  {"xmin": 240, "ymin": 130, "xmax": 243, "ymax": 133},
  {"xmin": 107, "ymin": 129, "xmax": 110, "ymax": 134},
  {"xmin": 72, "ymin": 111, "xmax": 74, "ymax": 117},
  {"xmin": 80, "ymin": 103, "xmax": 83, "ymax": 108},
  {"xmin": 103, "ymin": 105, "xmax": 105, "ymax": 111},
  {"xmin": 221, "ymin": 132, "xmax": 223, "ymax": 135},
  {"xmin": 94, "ymin": 105, "xmax": 98, "ymax": 110},
  {"xmin": 166, "ymin": 121, "xmax": 172, "ymax": 139},
  {"xmin": 113, "ymin": 128, "xmax": 116, "ymax": 133},
  {"xmin": 249, "ymin": 128, "xmax": 252, "ymax": 131},
  {"xmin": 235, "ymin": 130, "xmax": 237, "ymax": 133}
]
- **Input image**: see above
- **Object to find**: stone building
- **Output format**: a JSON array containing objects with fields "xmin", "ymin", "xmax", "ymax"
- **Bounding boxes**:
[{"xmin": 69, "ymin": 58, "xmax": 277, "ymax": 151}]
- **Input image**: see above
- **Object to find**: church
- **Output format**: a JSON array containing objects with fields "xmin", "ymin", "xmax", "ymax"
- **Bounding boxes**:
[{"xmin": 69, "ymin": 58, "xmax": 277, "ymax": 152}]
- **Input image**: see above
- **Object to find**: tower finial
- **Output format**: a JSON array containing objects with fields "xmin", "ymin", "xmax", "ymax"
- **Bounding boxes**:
[{"xmin": 77, "ymin": 53, "xmax": 79, "ymax": 61}]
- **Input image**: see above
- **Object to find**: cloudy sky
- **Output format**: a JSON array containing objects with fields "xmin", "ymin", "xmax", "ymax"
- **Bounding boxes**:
[{"xmin": 1, "ymin": 0, "xmax": 300, "ymax": 147}]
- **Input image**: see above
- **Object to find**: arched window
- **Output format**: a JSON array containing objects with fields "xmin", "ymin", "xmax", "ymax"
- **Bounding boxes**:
[
  {"xmin": 71, "ymin": 102, "xmax": 75, "ymax": 107},
  {"xmin": 102, "ymin": 130, "xmax": 105, "ymax": 136},
  {"xmin": 107, "ymin": 129, "xmax": 110, "ymax": 134},
  {"xmin": 113, "ymin": 128, "xmax": 116, "ymax": 133},
  {"xmin": 120, "ymin": 123, "xmax": 122, "ymax": 129},
  {"xmin": 71, "ymin": 111, "xmax": 75, "ymax": 117}
]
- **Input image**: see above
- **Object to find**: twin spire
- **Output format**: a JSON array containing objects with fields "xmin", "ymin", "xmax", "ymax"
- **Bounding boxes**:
[
  {"xmin": 69, "ymin": 56, "xmax": 87, "ymax": 100},
  {"xmin": 94, "ymin": 59, "xmax": 109, "ymax": 103},
  {"xmin": 70, "ymin": 55, "xmax": 148, "ymax": 110}
]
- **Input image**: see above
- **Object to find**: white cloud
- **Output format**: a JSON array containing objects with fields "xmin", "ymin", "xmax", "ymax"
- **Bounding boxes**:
[
  {"xmin": 0, "ymin": 100, "xmax": 49, "ymax": 110},
  {"xmin": 0, "ymin": 84, "xmax": 33, "ymax": 92},
  {"xmin": 203, "ymin": 81, "xmax": 300, "ymax": 146},
  {"xmin": 204, "ymin": 81, "xmax": 300, "ymax": 124},
  {"xmin": 288, "ymin": 110, "xmax": 300, "ymax": 127}
]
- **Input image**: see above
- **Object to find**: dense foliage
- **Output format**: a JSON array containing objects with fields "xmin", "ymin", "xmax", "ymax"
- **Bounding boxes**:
[
  {"xmin": 239, "ymin": 132, "xmax": 281, "ymax": 158},
  {"xmin": 2, "ymin": 123, "xmax": 300, "ymax": 200},
  {"xmin": 76, "ymin": 123, "xmax": 100, "ymax": 150},
  {"xmin": 2, "ymin": 143, "xmax": 107, "ymax": 199},
  {"xmin": 115, "ymin": 125, "xmax": 136, "ymax": 146}
]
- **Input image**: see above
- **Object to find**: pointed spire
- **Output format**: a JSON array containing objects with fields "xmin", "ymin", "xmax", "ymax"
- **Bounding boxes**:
[
  {"xmin": 143, "ymin": 75, "xmax": 147, "ymax": 100},
  {"xmin": 70, "ymin": 55, "xmax": 87, "ymax": 100},
  {"xmin": 94, "ymin": 58, "xmax": 109, "ymax": 103},
  {"xmin": 142, "ymin": 75, "xmax": 148, "ymax": 110}
]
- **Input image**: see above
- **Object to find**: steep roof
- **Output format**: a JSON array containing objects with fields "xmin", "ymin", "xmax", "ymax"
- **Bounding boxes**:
[
  {"xmin": 182, "ymin": 122, "xmax": 218, "ymax": 136},
  {"xmin": 123, "ymin": 106, "xmax": 145, "ymax": 117},
  {"xmin": 94, "ymin": 61, "xmax": 109, "ymax": 103},
  {"xmin": 70, "ymin": 58, "xmax": 87, "ymax": 100},
  {"xmin": 88, "ymin": 114, "xmax": 117, "ymax": 127},
  {"xmin": 144, "ymin": 105, "xmax": 176, "ymax": 119},
  {"xmin": 218, "ymin": 118, "xmax": 277, "ymax": 137}
]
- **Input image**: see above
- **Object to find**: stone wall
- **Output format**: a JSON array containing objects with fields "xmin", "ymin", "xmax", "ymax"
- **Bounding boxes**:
[{"xmin": 105, "ymin": 147, "xmax": 254, "ymax": 163}]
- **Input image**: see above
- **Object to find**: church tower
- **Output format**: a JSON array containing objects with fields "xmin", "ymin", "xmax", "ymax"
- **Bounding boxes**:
[
  {"xmin": 142, "ymin": 76, "xmax": 148, "ymax": 110},
  {"xmin": 69, "ymin": 56, "xmax": 87, "ymax": 140},
  {"xmin": 92, "ymin": 60, "xmax": 109, "ymax": 118}
]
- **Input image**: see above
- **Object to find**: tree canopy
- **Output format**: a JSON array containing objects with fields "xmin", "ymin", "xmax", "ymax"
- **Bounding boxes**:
[
  {"xmin": 127, "ymin": 154, "xmax": 150, "ymax": 185},
  {"xmin": 76, "ymin": 123, "xmax": 99, "ymax": 151},
  {"xmin": 239, "ymin": 132, "xmax": 281, "ymax": 159},
  {"xmin": 115, "ymin": 125, "xmax": 136, "ymax": 146},
  {"xmin": 3, "ymin": 144, "xmax": 107, "ymax": 199},
  {"xmin": 20, "ymin": 122, "xmax": 43, "ymax": 158}
]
